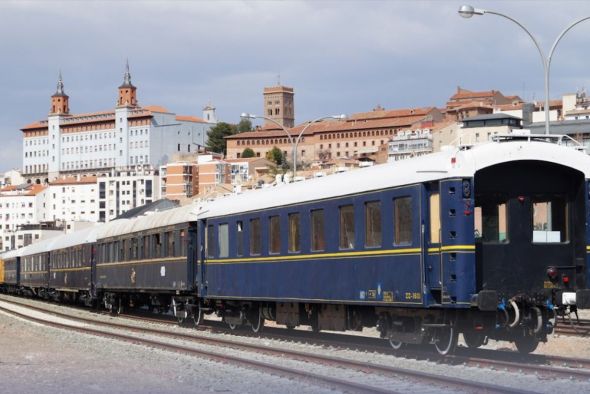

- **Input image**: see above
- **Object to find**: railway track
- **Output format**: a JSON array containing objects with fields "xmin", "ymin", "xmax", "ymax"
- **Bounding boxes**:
[
  {"xmin": 0, "ymin": 296, "xmax": 543, "ymax": 394},
  {"xmin": 554, "ymin": 317, "xmax": 590, "ymax": 336}
]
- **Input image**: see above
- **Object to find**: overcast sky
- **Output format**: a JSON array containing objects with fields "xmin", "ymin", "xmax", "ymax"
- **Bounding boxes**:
[{"xmin": 2, "ymin": 0, "xmax": 590, "ymax": 172}]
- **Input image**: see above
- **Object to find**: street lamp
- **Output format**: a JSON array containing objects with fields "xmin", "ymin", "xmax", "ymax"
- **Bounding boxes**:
[
  {"xmin": 459, "ymin": 4, "xmax": 590, "ymax": 135},
  {"xmin": 240, "ymin": 113, "xmax": 347, "ymax": 178}
]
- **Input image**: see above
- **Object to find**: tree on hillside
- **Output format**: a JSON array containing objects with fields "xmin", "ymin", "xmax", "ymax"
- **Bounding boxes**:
[
  {"xmin": 265, "ymin": 146, "xmax": 284, "ymax": 166},
  {"xmin": 237, "ymin": 118, "xmax": 253, "ymax": 133},
  {"xmin": 241, "ymin": 147, "xmax": 255, "ymax": 158},
  {"xmin": 206, "ymin": 122, "xmax": 237, "ymax": 154}
]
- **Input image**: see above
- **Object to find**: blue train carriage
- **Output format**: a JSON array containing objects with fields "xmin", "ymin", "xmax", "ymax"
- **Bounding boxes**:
[
  {"xmin": 18, "ymin": 237, "xmax": 58, "ymax": 298},
  {"xmin": 94, "ymin": 205, "xmax": 199, "ymax": 318},
  {"xmin": 0, "ymin": 248, "xmax": 23, "ymax": 294},
  {"xmin": 196, "ymin": 135, "xmax": 590, "ymax": 354},
  {"xmin": 47, "ymin": 226, "xmax": 100, "ymax": 305}
]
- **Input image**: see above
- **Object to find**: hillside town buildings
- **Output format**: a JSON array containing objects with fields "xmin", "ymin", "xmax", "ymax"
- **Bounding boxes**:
[{"xmin": 7, "ymin": 70, "xmax": 590, "ymax": 253}]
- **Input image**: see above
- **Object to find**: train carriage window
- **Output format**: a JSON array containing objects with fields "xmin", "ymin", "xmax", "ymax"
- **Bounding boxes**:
[
  {"xmin": 250, "ymin": 218, "xmax": 261, "ymax": 255},
  {"xmin": 311, "ymin": 209, "xmax": 325, "ymax": 252},
  {"xmin": 154, "ymin": 233, "xmax": 162, "ymax": 258},
  {"xmin": 218, "ymin": 224, "xmax": 229, "ymax": 258},
  {"xmin": 180, "ymin": 229, "xmax": 187, "ymax": 257},
  {"xmin": 339, "ymin": 205, "xmax": 355, "ymax": 249},
  {"xmin": 143, "ymin": 236, "xmax": 150, "ymax": 259},
  {"xmin": 394, "ymin": 197, "xmax": 412, "ymax": 245},
  {"xmin": 429, "ymin": 193, "xmax": 441, "ymax": 244},
  {"xmin": 365, "ymin": 201, "xmax": 382, "ymax": 248},
  {"xmin": 532, "ymin": 197, "xmax": 568, "ymax": 243},
  {"xmin": 236, "ymin": 221, "xmax": 244, "ymax": 257},
  {"xmin": 474, "ymin": 202, "xmax": 508, "ymax": 242},
  {"xmin": 206, "ymin": 225, "xmax": 215, "ymax": 258},
  {"xmin": 168, "ymin": 232, "xmax": 175, "ymax": 257},
  {"xmin": 288, "ymin": 213, "xmax": 301, "ymax": 253},
  {"xmin": 118, "ymin": 241, "xmax": 124, "ymax": 262},
  {"xmin": 269, "ymin": 216, "xmax": 281, "ymax": 254}
]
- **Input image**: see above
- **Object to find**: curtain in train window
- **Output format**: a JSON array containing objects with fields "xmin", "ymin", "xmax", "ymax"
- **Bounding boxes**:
[
  {"xmin": 394, "ymin": 197, "xmax": 412, "ymax": 245},
  {"xmin": 365, "ymin": 201, "xmax": 382, "ymax": 248},
  {"xmin": 311, "ymin": 209, "xmax": 325, "ymax": 252},
  {"xmin": 532, "ymin": 197, "xmax": 568, "ymax": 243},
  {"xmin": 429, "ymin": 193, "xmax": 440, "ymax": 244},
  {"xmin": 218, "ymin": 224, "xmax": 229, "ymax": 258},
  {"xmin": 339, "ymin": 205, "xmax": 355, "ymax": 249},
  {"xmin": 269, "ymin": 216, "xmax": 281, "ymax": 254},
  {"xmin": 288, "ymin": 213, "xmax": 301, "ymax": 253},
  {"xmin": 250, "ymin": 218, "xmax": 261, "ymax": 255}
]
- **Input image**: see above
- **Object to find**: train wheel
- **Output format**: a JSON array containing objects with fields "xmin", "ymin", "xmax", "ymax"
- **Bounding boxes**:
[
  {"xmin": 434, "ymin": 325, "xmax": 458, "ymax": 356},
  {"xmin": 514, "ymin": 335, "xmax": 539, "ymax": 354},
  {"xmin": 193, "ymin": 304, "xmax": 205, "ymax": 327},
  {"xmin": 228, "ymin": 322, "xmax": 238, "ymax": 330},
  {"xmin": 463, "ymin": 331, "xmax": 485, "ymax": 349},
  {"xmin": 250, "ymin": 308, "xmax": 265, "ymax": 334},
  {"xmin": 388, "ymin": 337, "xmax": 405, "ymax": 350}
]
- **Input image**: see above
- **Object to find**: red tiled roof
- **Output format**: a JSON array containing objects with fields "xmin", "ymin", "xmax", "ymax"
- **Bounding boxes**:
[
  {"xmin": 348, "ymin": 107, "xmax": 435, "ymax": 121},
  {"xmin": 227, "ymin": 115, "xmax": 428, "ymax": 140},
  {"xmin": 450, "ymin": 88, "xmax": 499, "ymax": 100}
]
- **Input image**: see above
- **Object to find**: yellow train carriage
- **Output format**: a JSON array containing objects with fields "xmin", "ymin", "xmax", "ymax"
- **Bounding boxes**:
[{"xmin": 0, "ymin": 258, "xmax": 5, "ymax": 283}]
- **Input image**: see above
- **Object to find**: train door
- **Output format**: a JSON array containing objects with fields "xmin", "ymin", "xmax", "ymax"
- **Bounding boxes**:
[
  {"xmin": 425, "ymin": 182, "xmax": 442, "ymax": 304},
  {"xmin": 187, "ymin": 223, "xmax": 198, "ymax": 291},
  {"xmin": 197, "ymin": 220, "xmax": 207, "ymax": 297},
  {"xmin": 90, "ymin": 244, "xmax": 97, "ymax": 298}
]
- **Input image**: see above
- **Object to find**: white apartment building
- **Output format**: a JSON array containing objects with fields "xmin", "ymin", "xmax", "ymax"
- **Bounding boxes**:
[
  {"xmin": 21, "ymin": 64, "xmax": 216, "ymax": 183},
  {"xmin": 38, "ymin": 176, "xmax": 99, "ymax": 224},
  {"xmin": 98, "ymin": 168, "xmax": 160, "ymax": 222},
  {"xmin": 0, "ymin": 184, "xmax": 47, "ymax": 251},
  {"xmin": 387, "ymin": 129, "xmax": 433, "ymax": 162}
]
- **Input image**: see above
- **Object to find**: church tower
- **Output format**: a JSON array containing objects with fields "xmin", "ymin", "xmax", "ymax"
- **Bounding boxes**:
[
  {"xmin": 50, "ymin": 71, "xmax": 69, "ymax": 115},
  {"xmin": 117, "ymin": 60, "xmax": 137, "ymax": 107}
]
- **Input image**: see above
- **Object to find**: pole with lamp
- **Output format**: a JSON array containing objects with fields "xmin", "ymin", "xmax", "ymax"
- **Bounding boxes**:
[
  {"xmin": 240, "ymin": 113, "xmax": 347, "ymax": 178},
  {"xmin": 459, "ymin": 5, "xmax": 590, "ymax": 135}
]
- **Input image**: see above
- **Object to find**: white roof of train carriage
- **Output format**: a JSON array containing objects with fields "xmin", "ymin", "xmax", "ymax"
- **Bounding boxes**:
[
  {"xmin": 95, "ymin": 204, "xmax": 198, "ymax": 240},
  {"xmin": 10, "ymin": 225, "xmax": 102, "ymax": 258},
  {"xmin": 200, "ymin": 139, "xmax": 590, "ymax": 219}
]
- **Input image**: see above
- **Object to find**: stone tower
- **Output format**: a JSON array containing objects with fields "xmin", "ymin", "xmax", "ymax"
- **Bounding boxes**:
[
  {"xmin": 50, "ymin": 71, "xmax": 69, "ymax": 115},
  {"xmin": 117, "ymin": 60, "xmax": 137, "ymax": 107},
  {"xmin": 263, "ymin": 85, "xmax": 294, "ymax": 128}
]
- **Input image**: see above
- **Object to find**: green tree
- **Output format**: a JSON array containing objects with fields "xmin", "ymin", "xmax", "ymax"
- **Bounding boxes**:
[
  {"xmin": 237, "ymin": 118, "xmax": 253, "ymax": 133},
  {"xmin": 241, "ymin": 147, "xmax": 255, "ymax": 158},
  {"xmin": 265, "ymin": 146, "xmax": 284, "ymax": 165},
  {"xmin": 206, "ymin": 122, "xmax": 237, "ymax": 154}
]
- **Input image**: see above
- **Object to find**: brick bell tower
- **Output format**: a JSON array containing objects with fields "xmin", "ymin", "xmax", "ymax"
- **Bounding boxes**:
[
  {"xmin": 50, "ymin": 71, "xmax": 69, "ymax": 115},
  {"xmin": 117, "ymin": 60, "xmax": 137, "ymax": 107}
]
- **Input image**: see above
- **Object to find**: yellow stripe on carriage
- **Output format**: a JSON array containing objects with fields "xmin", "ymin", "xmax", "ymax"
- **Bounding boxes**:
[{"xmin": 206, "ymin": 247, "xmax": 422, "ymax": 264}]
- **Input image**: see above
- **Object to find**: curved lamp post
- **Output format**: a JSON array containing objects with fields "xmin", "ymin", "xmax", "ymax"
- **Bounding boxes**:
[
  {"xmin": 459, "ymin": 4, "xmax": 590, "ymax": 135},
  {"xmin": 240, "ymin": 113, "xmax": 347, "ymax": 178}
]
